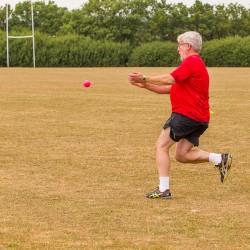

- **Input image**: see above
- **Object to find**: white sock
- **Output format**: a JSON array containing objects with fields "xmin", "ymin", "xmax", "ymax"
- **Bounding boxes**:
[
  {"xmin": 159, "ymin": 176, "xmax": 169, "ymax": 192},
  {"xmin": 209, "ymin": 153, "xmax": 222, "ymax": 165}
]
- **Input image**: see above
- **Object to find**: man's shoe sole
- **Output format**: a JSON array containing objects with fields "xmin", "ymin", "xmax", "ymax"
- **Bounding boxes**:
[{"xmin": 221, "ymin": 154, "xmax": 233, "ymax": 182}]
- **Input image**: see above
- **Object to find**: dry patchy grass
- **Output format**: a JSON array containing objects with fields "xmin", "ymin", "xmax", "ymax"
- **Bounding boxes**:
[{"xmin": 0, "ymin": 67, "xmax": 249, "ymax": 249}]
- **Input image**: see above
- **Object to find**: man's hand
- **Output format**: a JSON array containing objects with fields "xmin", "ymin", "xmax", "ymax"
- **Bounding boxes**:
[{"xmin": 128, "ymin": 72, "xmax": 145, "ymax": 85}]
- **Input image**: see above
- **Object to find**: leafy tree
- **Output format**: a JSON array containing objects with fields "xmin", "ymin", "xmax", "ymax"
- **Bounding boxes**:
[
  {"xmin": 159, "ymin": 3, "xmax": 190, "ymax": 42},
  {"xmin": 211, "ymin": 4, "xmax": 231, "ymax": 39},
  {"xmin": 188, "ymin": 1, "xmax": 216, "ymax": 40},
  {"xmin": 226, "ymin": 3, "xmax": 250, "ymax": 37},
  {"xmin": 8, "ymin": 0, "xmax": 70, "ymax": 35},
  {"xmin": 33, "ymin": 1, "xmax": 69, "ymax": 35},
  {"xmin": 0, "ymin": 5, "xmax": 9, "ymax": 31},
  {"xmin": 1, "ymin": 0, "xmax": 249, "ymax": 44},
  {"xmin": 71, "ymin": 0, "xmax": 151, "ymax": 44}
]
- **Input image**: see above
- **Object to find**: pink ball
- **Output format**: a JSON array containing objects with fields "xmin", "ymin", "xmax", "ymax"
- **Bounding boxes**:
[{"xmin": 83, "ymin": 80, "xmax": 91, "ymax": 88}]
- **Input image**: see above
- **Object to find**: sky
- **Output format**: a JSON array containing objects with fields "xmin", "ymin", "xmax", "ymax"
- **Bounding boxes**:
[{"xmin": 0, "ymin": 0, "xmax": 249, "ymax": 10}]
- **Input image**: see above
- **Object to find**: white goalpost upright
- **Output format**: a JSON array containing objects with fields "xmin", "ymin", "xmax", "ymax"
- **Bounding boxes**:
[{"xmin": 6, "ymin": 0, "xmax": 36, "ymax": 67}]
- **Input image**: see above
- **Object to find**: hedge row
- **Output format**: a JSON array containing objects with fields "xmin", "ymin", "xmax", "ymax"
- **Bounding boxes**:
[
  {"xmin": 201, "ymin": 36, "xmax": 250, "ymax": 67},
  {"xmin": 0, "ymin": 33, "xmax": 132, "ymax": 67},
  {"xmin": 129, "ymin": 36, "xmax": 250, "ymax": 67},
  {"xmin": 0, "ymin": 32, "xmax": 249, "ymax": 67}
]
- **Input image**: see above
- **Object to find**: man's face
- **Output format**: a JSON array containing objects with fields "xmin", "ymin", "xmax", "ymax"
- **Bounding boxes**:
[{"xmin": 177, "ymin": 40, "xmax": 190, "ymax": 61}]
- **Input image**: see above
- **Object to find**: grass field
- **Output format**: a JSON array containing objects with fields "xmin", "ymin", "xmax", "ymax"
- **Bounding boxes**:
[{"xmin": 0, "ymin": 67, "xmax": 249, "ymax": 249}]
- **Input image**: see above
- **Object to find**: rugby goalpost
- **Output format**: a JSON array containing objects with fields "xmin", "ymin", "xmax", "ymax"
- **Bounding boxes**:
[{"xmin": 6, "ymin": 0, "xmax": 36, "ymax": 67}]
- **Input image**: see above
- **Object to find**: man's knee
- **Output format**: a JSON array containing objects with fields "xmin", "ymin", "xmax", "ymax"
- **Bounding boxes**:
[
  {"xmin": 156, "ymin": 128, "xmax": 175, "ymax": 152},
  {"xmin": 175, "ymin": 151, "xmax": 187, "ymax": 163},
  {"xmin": 156, "ymin": 139, "xmax": 166, "ymax": 151},
  {"xmin": 156, "ymin": 138, "xmax": 173, "ymax": 152}
]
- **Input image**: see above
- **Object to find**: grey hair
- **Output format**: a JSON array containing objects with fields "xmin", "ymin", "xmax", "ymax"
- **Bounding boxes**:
[{"xmin": 177, "ymin": 31, "xmax": 202, "ymax": 52}]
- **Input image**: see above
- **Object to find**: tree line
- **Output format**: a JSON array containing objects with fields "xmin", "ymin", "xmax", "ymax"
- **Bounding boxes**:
[
  {"xmin": 0, "ymin": 31, "xmax": 249, "ymax": 67},
  {"xmin": 0, "ymin": 0, "xmax": 249, "ymax": 45}
]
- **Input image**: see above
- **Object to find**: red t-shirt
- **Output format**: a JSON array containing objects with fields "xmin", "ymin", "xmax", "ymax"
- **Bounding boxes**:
[{"xmin": 170, "ymin": 55, "xmax": 210, "ymax": 122}]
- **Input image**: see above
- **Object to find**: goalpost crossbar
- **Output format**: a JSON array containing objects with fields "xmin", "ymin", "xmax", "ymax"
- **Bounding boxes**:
[{"xmin": 8, "ymin": 36, "xmax": 34, "ymax": 39}]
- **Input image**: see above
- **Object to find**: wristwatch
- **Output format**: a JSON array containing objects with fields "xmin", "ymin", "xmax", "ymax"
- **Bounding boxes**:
[{"xmin": 142, "ymin": 75, "xmax": 147, "ymax": 82}]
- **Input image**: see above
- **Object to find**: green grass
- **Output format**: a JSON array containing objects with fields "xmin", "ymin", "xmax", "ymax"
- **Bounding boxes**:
[{"xmin": 0, "ymin": 67, "xmax": 249, "ymax": 249}]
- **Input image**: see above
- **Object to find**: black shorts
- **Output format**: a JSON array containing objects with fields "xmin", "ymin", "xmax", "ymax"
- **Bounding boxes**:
[{"xmin": 163, "ymin": 113, "xmax": 208, "ymax": 147}]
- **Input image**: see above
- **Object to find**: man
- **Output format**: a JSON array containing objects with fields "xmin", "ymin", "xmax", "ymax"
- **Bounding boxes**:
[{"xmin": 128, "ymin": 31, "xmax": 233, "ymax": 199}]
